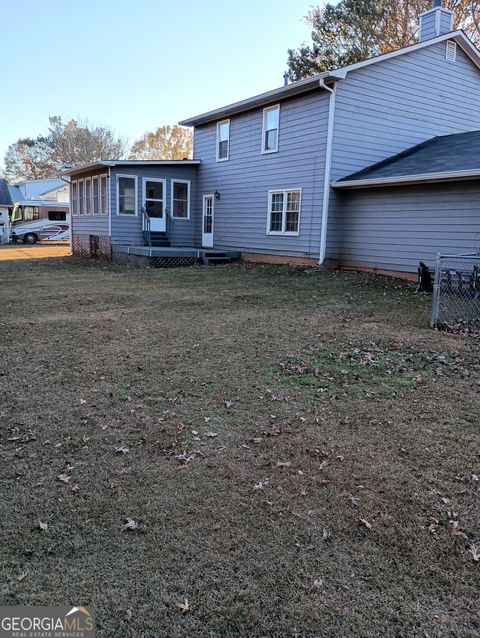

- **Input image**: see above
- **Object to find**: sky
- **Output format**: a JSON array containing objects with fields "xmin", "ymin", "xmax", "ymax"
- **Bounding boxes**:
[{"xmin": 0, "ymin": 0, "xmax": 317, "ymax": 166}]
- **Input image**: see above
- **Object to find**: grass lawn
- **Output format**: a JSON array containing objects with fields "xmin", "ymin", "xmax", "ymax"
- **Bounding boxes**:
[{"xmin": 1, "ymin": 258, "xmax": 479, "ymax": 637}]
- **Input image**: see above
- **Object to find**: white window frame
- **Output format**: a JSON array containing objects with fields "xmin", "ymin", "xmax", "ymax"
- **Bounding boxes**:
[
  {"xmin": 71, "ymin": 181, "xmax": 78, "ymax": 216},
  {"xmin": 262, "ymin": 105, "xmax": 280, "ymax": 154},
  {"xmin": 216, "ymin": 119, "xmax": 230, "ymax": 162},
  {"xmin": 266, "ymin": 188, "xmax": 302, "ymax": 237},
  {"xmin": 143, "ymin": 177, "xmax": 166, "ymax": 219},
  {"xmin": 92, "ymin": 176, "xmax": 99, "ymax": 215},
  {"xmin": 84, "ymin": 177, "xmax": 92, "ymax": 215},
  {"xmin": 100, "ymin": 174, "xmax": 108, "ymax": 215},
  {"xmin": 117, "ymin": 174, "xmax": 138, "ymax": 216},
  {"xmin": 171, "ymin": 179, "xmax": 191, "ymax": 220},
  {"xmin": 78, "ymin": 179, "xmax": 84, "ymax": 215}
]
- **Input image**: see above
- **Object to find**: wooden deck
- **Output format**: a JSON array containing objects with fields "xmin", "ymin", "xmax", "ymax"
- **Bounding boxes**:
[{"xmin": 114, "ymin": 246, "xmax": 241, "ymax": 259}]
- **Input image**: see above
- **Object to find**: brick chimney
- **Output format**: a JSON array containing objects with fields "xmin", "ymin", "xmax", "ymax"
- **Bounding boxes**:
[{"xmin": 419, "ymin": 0, "xmax": 454, "ymax": 41}]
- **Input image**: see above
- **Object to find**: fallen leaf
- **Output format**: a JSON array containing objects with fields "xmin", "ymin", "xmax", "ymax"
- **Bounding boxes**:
[
  {"xmin": 79, "ymin": 399, "xmax": 87, "ymax": 405},
  {"xmin": 450, "ymin": 521, "xmax": 468, "ymax": 540},
  {"xmin": 56, "ymin": 474, "xmax": 70, "ymax": 483},
  {"xmin": 124, "ymin": 608, "xmax": 133, "ymax": 621},
  {"xmin": 313, "ymin": 578, "xmax": 323, "ymax": 588},
  {"xmin": 349, "ymin": 495, "xmax": 360, "ymax": 507},
  {"xmin": 176, "ymin": 598, "xmax": 190, "ymax": 613},
  {"xmin": 468, "ymin": 544, "xmax": 480, "ymax": 561},
  {"xmin": 37, "ymin": 521, "xmax": 48, "ymax": 531},
  {"xmin": 359, "ymin": 518, "xmax": 373, "ymax": 530},
  {"xmin": 16, "ymin": 572, "xmax": 27, "ymax": 582},
  {"xmin": 277, "ymin": 461, "xmax": 292, "ymax": 468},
  {"xmin": 122, "ymin": 518, "xmax": 147, "ymax": 533},
  {"xmin": 204, "ymin": 432, "xmax": 218, "ymax": 438},
  {"xmin": 224, "ymin": 400, "xmax": 234, "ymax": 408},
  {"xmin": 115, "ymin": 447, "xmax": 129, "ymax": 455}
]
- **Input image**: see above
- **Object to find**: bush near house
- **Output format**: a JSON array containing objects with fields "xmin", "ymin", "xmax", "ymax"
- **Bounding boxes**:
[{"xmin": 0, "ymin": 260, "xmax": 479, "ymax": 637}]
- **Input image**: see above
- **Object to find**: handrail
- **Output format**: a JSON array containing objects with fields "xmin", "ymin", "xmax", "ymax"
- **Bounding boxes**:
[{"xmin": 142, "ymin": 208, "xmax": 151, "ymax": 247}]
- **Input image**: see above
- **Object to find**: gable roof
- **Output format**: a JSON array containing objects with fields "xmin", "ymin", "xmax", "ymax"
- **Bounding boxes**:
[
  {"xmin": 332, "ymin": 130, "xmax": 480, "ymax": 188},
  {"xmin": 13, "ymin": 178, "xmax": 67, "ymax": 200},
  {"xmin": 179, "ymin": 31, "xmax": 480, "ymax": 127},
  {"xmin": 0, "ymin": 179, "xmax": 12, "ymax": 206}
]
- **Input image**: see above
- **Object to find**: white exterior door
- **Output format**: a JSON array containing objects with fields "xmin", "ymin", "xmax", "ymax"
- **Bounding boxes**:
[
  {"xmin": 202, "ymin": 195, "xmax": 214, "ymax": 248},
  {"xmin": 144, "ymin": 178, "xmax": 166, "ymax": 232}
]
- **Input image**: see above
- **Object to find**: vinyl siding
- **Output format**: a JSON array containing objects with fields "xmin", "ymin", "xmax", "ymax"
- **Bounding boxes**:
[
  {"xmin": 109, "ymin": 165, "xmax": 198, "ymax": 246},
  {"xmin": 328, "ymin": 40, "xmax": 480, "ymax": 261},
  {"xmin": 194, "ymin": 91, "xmax": 330, "ymax": 257},
  {"xmin": 333, "ymin": 181, "xmax": 480, "ymax": 273},
  {"xmin": 71, "ymin": 169, "xmax": 109, "ymax": 237}
]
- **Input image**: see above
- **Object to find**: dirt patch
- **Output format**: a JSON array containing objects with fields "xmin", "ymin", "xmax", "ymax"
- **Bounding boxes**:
[
  {"xmin": 0, "ymin": 242, "xmax": 70, "ymax": 261},
  {"xmin": 0, "ymin": 260, "xmax": 478, "ymax": 637}
]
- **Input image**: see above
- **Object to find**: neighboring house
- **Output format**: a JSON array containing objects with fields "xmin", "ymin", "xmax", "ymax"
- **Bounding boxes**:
[
  {"xmin": 67, "ymin": 2, "xmax": 480, "ymax": 276},
  {"xmin": 8, "ymin": 178, "xmax": 69, "ymax": 204},
  {"xmin": 0, "ymin": 179, "xmax": 12, "ymax": 244}
]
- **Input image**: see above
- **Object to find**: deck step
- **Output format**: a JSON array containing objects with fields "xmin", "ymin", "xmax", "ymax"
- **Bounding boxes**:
[{"xmin": 200, "ymin": 250, "xmax": 241, "ymax": 266}]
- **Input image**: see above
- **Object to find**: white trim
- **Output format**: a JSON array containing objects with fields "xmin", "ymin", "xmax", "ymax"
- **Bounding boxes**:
[
  {"xmin": 100, "ymin": 173, "xmax": 108, "ymax": 216},
  {"xmin": 266, "ymin": 188, "xmax": 302, "ymax": 236},
  {"xmin": 107, "ymin": 169, "xmax": 111, "ymax": 236},
  {"xmin": 116, "ymin": 174, "xmax": 138, "ymax": 216},
  {"xmin": 78, "ymin": 179, "xmax": 84, "ymax": 216},
  {"xmin": 143, "ymin": 177, "xmax": 166, "ymax": 230},
  {"xmin": 319, "ymin": 80, "xmax": 336, "ymax": 265},
  {"xmin": 92, "ymin": 176, "xmax": 99, "ymax": 215},
  {"xmin": 171, "ymin": 179, "xmax": 191, "ymax": 220},
  {"xmin": 216, "ymin": 119, "xmax": 230, "ymax": 162},
  {"xmin": 332, "ymin": 168, "xmax": 480, "ymax": 189},
  {"xmin": 71, "ymin": 180, "xmax": 79, "ymax": 217},
  {"xmin": 202, "ymin": 193, "xmax": 214, "ymax": 248},
  {"xmin": 84, "ymin": 177, "xmax": 91, "ymax": 216},
  {"xmin": 262, "ymin": 104, "xmax": 280, "ymax": 154}
]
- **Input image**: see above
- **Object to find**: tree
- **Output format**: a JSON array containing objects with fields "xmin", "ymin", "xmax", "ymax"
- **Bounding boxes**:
[
  {"xmin": 287, "ymin": 0, "xmax": 480, "ymax": 80},
  {"xmin": 129, "ymin": 125, "xmax": 193, "ymax": 160},
  {"xmin": 3, "ymin": 116, "xmax": 127, "ymax": 182}
]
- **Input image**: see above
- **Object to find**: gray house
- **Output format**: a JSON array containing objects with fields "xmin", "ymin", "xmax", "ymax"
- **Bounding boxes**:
[{"xmin": 67, "ymin": 1, "xmax": 480, "ymax": 277}]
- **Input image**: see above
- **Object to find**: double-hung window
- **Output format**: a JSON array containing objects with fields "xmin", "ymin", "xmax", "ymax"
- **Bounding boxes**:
[
  {"xmin": 216, "ymin": 119, "xmax": 230, "ymax": 161},
  {"xmin": 262, "ymin": 105, "xmax": 280, "ymax": 153},
  {"xmin": 267, "ymin": 189, "xmax": 301, "ymax": 235},
  {"xmin": 117, "ymin": 176, "xmax": 137, "ymax": 215},
  {"xmin": 171, "ymin": 180, "xmax": 190, "ymax": 219}
]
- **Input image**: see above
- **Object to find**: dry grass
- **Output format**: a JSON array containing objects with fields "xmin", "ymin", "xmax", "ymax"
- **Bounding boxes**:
[{"xmin": 0, "ymin": 257, "xmax": 479, "ymax": 638}]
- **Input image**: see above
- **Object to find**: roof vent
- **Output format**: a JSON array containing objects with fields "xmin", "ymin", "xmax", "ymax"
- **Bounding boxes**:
[{"xmin": 446, "ymin": 40, "xmax": 457, "ymax": 62}]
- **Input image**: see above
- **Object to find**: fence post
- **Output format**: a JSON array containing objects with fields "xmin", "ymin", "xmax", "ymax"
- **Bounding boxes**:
[{"xmin": 430, "ymin": 253, "xmax": 442, "ymax": 328}]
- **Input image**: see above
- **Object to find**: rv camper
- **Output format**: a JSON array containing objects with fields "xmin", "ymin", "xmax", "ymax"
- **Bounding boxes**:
[{"xmin": 10, "ymin": 201, "xmax": 70, "ymax": 244}]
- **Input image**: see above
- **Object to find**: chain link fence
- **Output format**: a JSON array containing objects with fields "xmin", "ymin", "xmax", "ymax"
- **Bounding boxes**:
[{"xmin": 430, "ymin": 253, "xmax": 480, "ymax": 335}]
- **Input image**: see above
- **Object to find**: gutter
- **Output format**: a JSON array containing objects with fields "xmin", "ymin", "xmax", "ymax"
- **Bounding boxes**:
[
  {"xmin": 332, "ymin": 168, "xmax": 480, "ymax": 189},
  {"xmin": 318, "ymin": 79, "xmax": 337, "ymax": 265}
]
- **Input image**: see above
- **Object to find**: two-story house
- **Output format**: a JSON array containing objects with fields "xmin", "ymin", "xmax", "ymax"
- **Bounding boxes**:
[{"xmin": 66, "ymin": 1, "xmax": 480, "ymax": 277}]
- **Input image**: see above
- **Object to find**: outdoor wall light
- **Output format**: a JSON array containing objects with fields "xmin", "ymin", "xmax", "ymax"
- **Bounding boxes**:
[{"xmin": 214, "ymin": 191, "xmax": 221, "ymax": 201}]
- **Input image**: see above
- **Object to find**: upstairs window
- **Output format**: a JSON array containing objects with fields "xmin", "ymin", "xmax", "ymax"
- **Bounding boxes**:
[
  {"xmin": 262, "ymin": 105, "xmax": 280, "ymax": 153},
  {"xmin": 216, "ymin": 119, "xmax": 230, "ymax": 161},
  {"xmin": 267, "ymin": 189, "xmax": 301, "ymax": 235},
  {"xmin": 117, "ymin": 176, "xmax": 137, "ymax": 215},
  {"xmin": 172, "ymin": 180, "xmax": 190, "ymax": 219}
]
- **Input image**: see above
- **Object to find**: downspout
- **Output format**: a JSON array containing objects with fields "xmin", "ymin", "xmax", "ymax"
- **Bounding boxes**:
[{"xmin": 319, "ymin": 78, "xmax": 336, "ymax": 265}]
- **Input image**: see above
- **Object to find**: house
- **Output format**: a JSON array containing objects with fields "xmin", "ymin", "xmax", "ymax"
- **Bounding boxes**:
[
  {"xmin": 67, "ymin": 1, "xmax": 480, "ymax": 276},
  {"xmin": 8, "ymin": 178, "xmax": 69, "ymax": 204}
]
